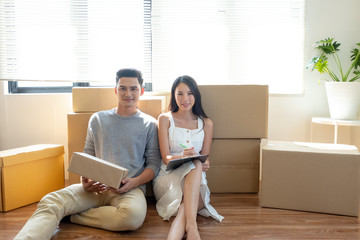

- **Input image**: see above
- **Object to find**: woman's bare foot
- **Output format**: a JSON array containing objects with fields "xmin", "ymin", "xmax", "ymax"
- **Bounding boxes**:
[{"xmin": 186, "ymin": 226, "xmax": 201, "ymax": 240}]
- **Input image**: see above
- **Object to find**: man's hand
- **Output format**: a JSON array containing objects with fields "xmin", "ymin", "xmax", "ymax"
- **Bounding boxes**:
[
  {"xmin": 81, "ymin": 176, "xmax": 107, "ymax": 193},
  {"xmin": 108, "ymin": 177, "xmax": 139, "ymax": 194}
]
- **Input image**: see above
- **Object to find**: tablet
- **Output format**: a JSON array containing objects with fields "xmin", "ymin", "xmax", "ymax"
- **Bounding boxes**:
[{"xmin": 166, "ymin": 154, "xmax": 209, "ymax": 171}]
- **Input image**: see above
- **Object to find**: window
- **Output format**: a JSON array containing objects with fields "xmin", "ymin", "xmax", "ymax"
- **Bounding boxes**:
[
  {"xmin": 152, "ymin": 0, "xmax": 305, "ymax": 94},
  {"xmin": 1, "ymin": 0, "xmax": 151, "ymax": 93},
  {"xmin": 1, "ymin": 0, "xmax": 305, "ymax": 94}
]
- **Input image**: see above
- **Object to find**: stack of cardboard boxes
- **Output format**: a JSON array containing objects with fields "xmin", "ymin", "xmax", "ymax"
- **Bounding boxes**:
[{"xmin": 199, "ymin": 85, "xmax": 269, "ymax": 193}]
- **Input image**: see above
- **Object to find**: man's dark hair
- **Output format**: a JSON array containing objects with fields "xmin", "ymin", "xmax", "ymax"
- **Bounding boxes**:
[{"xmin": 116, "ymin": 68, "xmax": 143, "ymax": 87}]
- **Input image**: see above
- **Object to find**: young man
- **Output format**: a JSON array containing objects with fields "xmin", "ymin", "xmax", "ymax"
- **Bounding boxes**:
[{"xmin": 15, "ymin": 68, "xmax": 161, "ymax": 240}]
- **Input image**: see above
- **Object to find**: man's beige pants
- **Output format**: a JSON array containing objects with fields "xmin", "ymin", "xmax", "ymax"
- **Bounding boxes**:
[{"xmin": 14, "ymin": 184, "xmax": 147, "ymax": 240}]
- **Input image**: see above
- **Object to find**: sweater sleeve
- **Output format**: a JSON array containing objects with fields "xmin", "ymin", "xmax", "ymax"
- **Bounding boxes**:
[
  {"xmin": 83, "ymin": 113, "xmax": 96, "ymax": 157},
  {"xmin": 144, "ymin": 121, "xmax": 161, "ymax": 177}
]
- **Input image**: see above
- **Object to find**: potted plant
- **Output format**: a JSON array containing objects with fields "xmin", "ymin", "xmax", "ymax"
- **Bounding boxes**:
[{"xmin": 306, "ymin": 38, "xmax": 360, "ymax": 120}]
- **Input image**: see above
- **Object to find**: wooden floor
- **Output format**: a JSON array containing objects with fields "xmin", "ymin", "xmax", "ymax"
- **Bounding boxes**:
[{"xmin": 2, "ymin": 193, "xmax": 360, "ymax": 239}]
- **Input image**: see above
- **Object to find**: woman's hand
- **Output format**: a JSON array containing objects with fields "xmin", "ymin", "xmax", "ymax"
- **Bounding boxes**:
[
  {"xmin": 202, "ymin": 159, "xmax": 210, "ymax": 172},
  {"xmin": 183, "ymin": 147, "xmax": 197, "ymax": 157},
  {"xmin": 81, "ymin": 176, "xmax": 107, "ymax": 193}
]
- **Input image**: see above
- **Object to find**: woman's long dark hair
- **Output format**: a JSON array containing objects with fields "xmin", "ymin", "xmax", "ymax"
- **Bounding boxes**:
[{"xmin": 169, "ymin": 75, "xmax": 208, "ymax": 119}]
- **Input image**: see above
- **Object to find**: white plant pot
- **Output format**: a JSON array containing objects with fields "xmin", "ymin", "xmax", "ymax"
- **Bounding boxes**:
[{"xmin": 325, "ymin": 82, "xmax": 360, "ymax": 120}]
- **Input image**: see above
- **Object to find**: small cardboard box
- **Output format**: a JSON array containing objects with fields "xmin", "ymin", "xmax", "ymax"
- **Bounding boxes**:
[
  {"xmin": 198, "ymin": 85, "xmax": 268, "ymax": 139},
  {"xmin": 261, "ymin": 140, "xmax": 360, "ymax": 217},
  {"xmin": 138, "ymin": 96, "xmax": 167, "ymax": 119},
  {"xmin": 144, "ymin": 91, "xmax": 171, "ymax": 112},
  {"xmin": 0, "ymin": 144, "xmax": 65, "ymax": 212},
  {"xmin": 207, "ymin": 139, "xmax": 260, "ymax": 193},
  {"xmin": 69, "ymin": 152, "xmax": 129, "ymax": 189}
]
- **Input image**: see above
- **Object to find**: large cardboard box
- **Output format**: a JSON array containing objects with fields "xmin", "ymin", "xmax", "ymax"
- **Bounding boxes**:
[
  {"xmin": 72, "ymin": 87, "xmax": 167, "ymax": 116},
  {"xmin": 0, "ymin": 144, "xmax": 65, "ymax": 212},
  {"xmin": 69, "ymin": 152, "xmax": 129, "ymax": 189},
  {"xmin": 67, "ymin": 112, "xmax": 93, "ymax": 184},
  {"xmin": 207, "ymin": 139, "xmax": 260, "ymax": 193},
  {"xmin": 198, "ymin": 85, "xmax": 268, "ymax": 139},
  {"xmin": 261, "ymin": 140, "xmax": 360, "ymax": 217}
]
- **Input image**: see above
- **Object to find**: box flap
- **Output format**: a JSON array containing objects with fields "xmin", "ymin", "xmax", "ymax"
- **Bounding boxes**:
[
  {"xmin": 0, "ymin": 144, "xmax": 64, "ymax": 167},
  {"xmin": 263, "ymin": 140, "xmax": 360, "ymax": 155}
]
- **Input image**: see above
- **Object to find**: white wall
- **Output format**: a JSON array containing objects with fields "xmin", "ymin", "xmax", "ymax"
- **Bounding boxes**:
[
  {"xmin": 269, "ymin": 0, "xmax": 360, "ymax": 141},
  {"xmin": 1, "ymin": 0, "xmax": 360, "ymax": 153}
]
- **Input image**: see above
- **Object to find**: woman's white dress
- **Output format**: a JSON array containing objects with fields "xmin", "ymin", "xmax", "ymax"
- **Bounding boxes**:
[{"xmin": 153, "ymin": 113, "xmax": 224, "ymax": 222}]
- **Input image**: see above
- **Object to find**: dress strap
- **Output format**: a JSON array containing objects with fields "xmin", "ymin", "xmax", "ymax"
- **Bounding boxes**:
[
  {"xmin": 168, "ymin": 113, "xmax": 176, "ymax": 128},
  {"xmin": 197, "ymin": 117, "xmax": 203, "ymax": 130}
]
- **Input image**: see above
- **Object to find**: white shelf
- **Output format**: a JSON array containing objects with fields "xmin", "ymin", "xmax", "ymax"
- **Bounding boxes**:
[{"xmin": 312, "ymin": 117, "xmax": 360, "ymax": 144}]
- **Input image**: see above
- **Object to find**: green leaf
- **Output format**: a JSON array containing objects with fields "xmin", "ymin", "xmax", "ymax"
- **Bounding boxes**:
[
  {"xmin": 351, "ymin": 47, "xmax": 360, "ymax": 69},
  {"xmin": 315, "ymin": 37, "xmax": 340, "ymax": 54},
  {"xmin": 314, "ymin": 57, "xmax": 328, "ymax": 74},
  {"xmin": 316, "ymin": 37, "xmax": 333, "ymax": 44},
  {"xmin": 306, "ymin": 56, "xmax": 319, "ymax": 70}
]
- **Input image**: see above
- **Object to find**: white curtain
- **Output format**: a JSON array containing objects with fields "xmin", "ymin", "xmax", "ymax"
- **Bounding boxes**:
[
  {"xmin": 0, "ymin": 0, "xmax": 305, "ymax": 94},
  {"xmin": 0, "ymin": 0, "xmax": 149, "ymax": 86},
  {"xmin": 151, "ymin": 0, "xmax": 305, "ymax": 94}
]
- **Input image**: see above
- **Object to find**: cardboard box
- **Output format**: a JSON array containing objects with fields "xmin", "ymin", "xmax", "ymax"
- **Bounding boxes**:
[
  {"xmin": 198, "ymin": 85, "xmax": 268, "ymax": 139},
  {"xmin": 138, "ymin": 96, "xmax": 166, "ymax": 119},
  {"xmin": 69, "ymin": 152, "xmax": 129, "ymax": 189},
  {"xmin": 207, "ymin": 139, "xmax": 260, "ymax": 193},
  {"xmin": 0, "ymin": 144, "xmax": 65, "ymax": 212},
  {"xmin": 67, "ymin": 112, "xmax": 93, "ymax": 184},
  {"xmin": 261, "ymin": 140, "xmax": 360, "ymax": 217},
  {"xmin": 72, "ymin": 87, "xmax": 116, "ymax": 113},
  {"xmin": 72, "ymin": 87, "xmax": 166, "ymax": 117},
  {"xmin": 144, "ymin": 91, "xmax": 171, "ymax": 113}
]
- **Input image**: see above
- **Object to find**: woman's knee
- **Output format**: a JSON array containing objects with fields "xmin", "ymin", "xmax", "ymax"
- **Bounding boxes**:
[
  {"xmin": 193, "ymin": 160, "xmax": 203, "ymax": 173},
  {"xmin": 194, "ymin": 159, "xmax": 202, "ymax": 167}
]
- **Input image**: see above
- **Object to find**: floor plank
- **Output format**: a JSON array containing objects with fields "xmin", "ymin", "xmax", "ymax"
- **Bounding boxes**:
[{"xmin": 1, "ymin": 194, "xmax": 360, "ymax": 239}]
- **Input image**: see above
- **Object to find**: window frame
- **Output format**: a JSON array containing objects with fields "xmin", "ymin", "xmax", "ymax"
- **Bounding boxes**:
[{"xmin": 8, "ymin": 82, "xmax": 90, "ymax": 94}]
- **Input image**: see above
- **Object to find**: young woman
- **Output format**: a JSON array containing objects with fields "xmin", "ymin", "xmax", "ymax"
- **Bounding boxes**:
[{"xmin": 153, "ymin": 75, "xmax": 223, "ymax": 240}]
